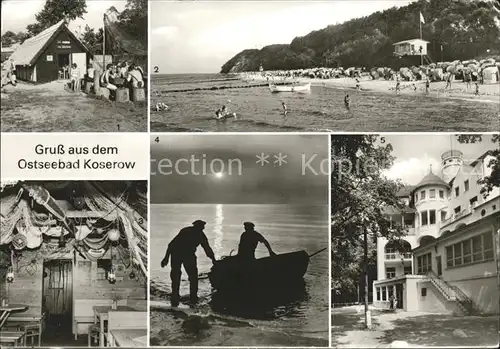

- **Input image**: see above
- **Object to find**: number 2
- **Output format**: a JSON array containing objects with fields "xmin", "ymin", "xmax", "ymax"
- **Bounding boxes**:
[{"xmin": 154, "ymin": 66, "xmax": 159, "ymax": 73}]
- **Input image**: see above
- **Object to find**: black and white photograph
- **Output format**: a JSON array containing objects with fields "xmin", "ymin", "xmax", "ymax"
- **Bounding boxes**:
[
  {"xmin": 1, "ymin": 0, "xmax": 148, "ymax": 132},
  {"xmin": 330, "ymin": 134, "xmax": 499, "ymax": 347},
  {"xmin": 151, "ymin": 0, "xmax": 499, "ymax": 132},
  {"xmin": 0, "ymin": 180, "xmax": 148, "ymax": 347},
  {"xmin": 149, "ymin": 134, "xmax": 329, "ymax": 346}
]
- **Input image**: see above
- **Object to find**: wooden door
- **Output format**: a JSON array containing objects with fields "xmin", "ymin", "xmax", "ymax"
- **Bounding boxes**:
[{"xmin": 43, "ymin": 260, "xmax": 73, "ymax": 317}]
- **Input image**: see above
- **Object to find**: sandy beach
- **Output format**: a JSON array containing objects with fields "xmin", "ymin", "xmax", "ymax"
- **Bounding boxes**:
[
  {"xmin": 245, "ymin": 75, "xmax": 500, "ymax": 104},
  {"xmin": 1, "ymin": 81, "xmax": 147, "ymax": 132}
]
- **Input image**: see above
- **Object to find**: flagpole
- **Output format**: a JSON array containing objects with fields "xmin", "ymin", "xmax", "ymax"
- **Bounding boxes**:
[
  {"xmin": 419, "ymin": 14, "xmax": 423, "ymax": 66},
  {"xmin": 102, "ymin": 13, "xmax": 106, "ymax": 73}
]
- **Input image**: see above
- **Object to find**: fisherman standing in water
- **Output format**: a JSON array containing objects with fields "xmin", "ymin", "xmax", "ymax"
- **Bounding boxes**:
[
  {"xmin": 237, "ymin": 222, "xmax": 276, "ymax": 261},
  {"xmin": 425, "ymin": 78, "xmax": 430, "ymax": 94},
  {"xmin": 161, "ymin": 220, "xmax": 217, "ymax": 307},
  {"xmin": 344, "ymin": 93, "xmax": 351, "ymax": 109},
  {"xmin": 355, "ymin": 78, "xmax": 361, "ymax": 91}
]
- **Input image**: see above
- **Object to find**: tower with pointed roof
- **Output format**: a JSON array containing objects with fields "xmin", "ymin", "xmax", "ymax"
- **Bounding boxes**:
[
  {"xmin": 412, "ymin": 165, "xmax": 449, "ymax": 245},
  {"xmin": 441, "ymin": 150, "xmax": 464, "ymax": 183}
]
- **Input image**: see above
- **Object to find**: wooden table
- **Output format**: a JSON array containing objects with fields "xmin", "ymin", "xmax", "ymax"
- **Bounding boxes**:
[
  {"xmin": 0, "ymin": 331, "xmax": 25, "ymax": 346},
  {"xmin": 109, "ymin": 329, "xmax": 147, "ymax": 347},
  {"xmin": 93, "ymin": 306, "xmax": 135, "ymax": 346},
  {"xmin": 0, "ymin": 304, "xmax": 28, "ymax": 328}
]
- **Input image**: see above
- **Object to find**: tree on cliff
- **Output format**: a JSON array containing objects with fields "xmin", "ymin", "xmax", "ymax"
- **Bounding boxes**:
[
  {"xmin": 26, "ymin": 0, "xmax": 87, "ymax": 38},
  {"xmin": 222, "ymin": 0, "xmax": 500, "ymax": 73}
]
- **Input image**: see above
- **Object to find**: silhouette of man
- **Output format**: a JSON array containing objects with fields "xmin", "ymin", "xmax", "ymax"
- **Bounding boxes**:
[
  {"xmin": 237, "ymin": 222, "xmax": 276, "ymax": 260},
  {"xmin": 161, "ymin": 220, "xmax": 216, "ymax": 306}
]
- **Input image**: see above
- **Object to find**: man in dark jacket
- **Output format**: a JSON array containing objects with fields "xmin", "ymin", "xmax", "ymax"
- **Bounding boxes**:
[
  {"xmin": 237, "ymin": 222, "xmax": 276, "ymax": 261},
  {"xmin": 161, "ymin": 220, "xmax": 216, "ymax": 306}
]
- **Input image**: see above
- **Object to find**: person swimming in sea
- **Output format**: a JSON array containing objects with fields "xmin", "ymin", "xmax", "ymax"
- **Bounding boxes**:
[
  {"xmin": 344, "ymin": 93, "xmax": 350, "ymax": 109},
  {"xmin": 155, "ymin": 102, "xmax": 169, "ymax": 112},
  {"xmin": 215, "ymin": 105, "xmax": 236, "ymax": 120}
]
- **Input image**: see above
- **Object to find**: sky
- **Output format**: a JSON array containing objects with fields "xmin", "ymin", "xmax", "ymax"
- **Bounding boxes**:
[
  {"xmin": 151, "ymin": 0, "xmax": 414, "ymax": 74},
  {"xmin": 150, "ymin": 134, "xmax": 329, "ymax": 204},
  {"xmin": 382, "ymin": 134, "xmax": 495, "ymax": 185},
  {"xmin": 1, "ymin": 0, "xmax": 127, "ymax": 37}
]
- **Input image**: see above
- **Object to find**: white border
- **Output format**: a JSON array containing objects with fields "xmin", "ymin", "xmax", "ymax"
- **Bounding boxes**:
[{"xmin": 147, "ymin": 0, "xmax": 152, "ymax": 346}]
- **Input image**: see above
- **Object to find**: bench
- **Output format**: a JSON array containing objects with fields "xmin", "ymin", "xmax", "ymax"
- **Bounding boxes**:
[
  {"xmin": 0, "ymin": 331, "xmax": 25, "ymax": 347},
  {"xmin": 4, "ymin": 314, "xmax": 45, "ymax": 347}
]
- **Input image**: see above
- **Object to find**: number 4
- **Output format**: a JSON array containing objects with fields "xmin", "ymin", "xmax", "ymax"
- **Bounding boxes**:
[{"xmin": 155, "ymin": 137, "xmax": 159, "ymax": 143}]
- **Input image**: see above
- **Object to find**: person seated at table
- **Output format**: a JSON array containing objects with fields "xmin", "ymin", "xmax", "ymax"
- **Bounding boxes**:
[
  {"xmin": 70, "ymin": 63, "xmax": 80, "ymax": 92},
  {"xmin": 126, "ymin": 64, "xmax": 145, "ymax": 88},
  {"xmin": 119, "ymin": 61, "xmax": 129, "ymax": 78},
  {"xmin": 100, "ymin": 64, "xmax": 117, "ymax": 99}
]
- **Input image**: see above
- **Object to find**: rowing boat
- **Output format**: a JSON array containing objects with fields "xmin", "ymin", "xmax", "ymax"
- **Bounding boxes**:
[
  {"xmin": 269, "ymin": 83, "xmax": 311, "ymax": 93},
  {"xmin": 208, "ymin": 250, "xmax": 309, "ymax": 292}
]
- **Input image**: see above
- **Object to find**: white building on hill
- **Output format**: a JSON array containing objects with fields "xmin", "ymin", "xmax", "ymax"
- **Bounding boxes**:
[{"xmin": 373, "ymin": 149, "xmax": 499, "ymax": 315}]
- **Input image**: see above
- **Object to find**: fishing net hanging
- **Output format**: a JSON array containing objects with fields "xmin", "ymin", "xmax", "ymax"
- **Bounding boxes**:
[
  {"xmin": 1, "ymin": 181, "xmax": 147, "ymax": 279},
  {"xmin": 81, "ymin": 182, "xmax": 147, "ymax": 277},
  {"xmin": 104, "ymin": 7, "xmax": 147, "ymax": 62}
]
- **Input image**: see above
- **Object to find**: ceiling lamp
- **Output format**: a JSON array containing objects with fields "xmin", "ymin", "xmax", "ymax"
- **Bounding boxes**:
[{"xmin": 108, "ymin": 228, "xmax": 120, "ymax": 242}]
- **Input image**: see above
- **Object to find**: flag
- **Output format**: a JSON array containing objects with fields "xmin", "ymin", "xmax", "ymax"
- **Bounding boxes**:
[{"xmin": 420, "ymin": 12, "xmax": 425, "ymax": 24}]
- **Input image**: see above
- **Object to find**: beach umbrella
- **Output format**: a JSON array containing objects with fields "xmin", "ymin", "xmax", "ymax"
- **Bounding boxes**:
[
  {"xmin": 483, "ymin": 66, "xmax": 499, "ymax": 83},
  {"xmin": 432, "ymin": 68, "xmax": 444, "ymax": 81},
  {"xmin": 446, "ymin": 65, "xmax": 457, "ymax": 75},
  {"xmin": 468, "ymin": 64, "xmax": 479, "ymax": 72}
]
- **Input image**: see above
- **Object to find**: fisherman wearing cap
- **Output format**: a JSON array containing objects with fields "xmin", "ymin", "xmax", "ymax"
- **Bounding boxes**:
[
  {"xmin": 237, "ymin": 222, "xmax": 276, "ymax": 261},
  {"xmin": 161, "ymin": 219, "xmax": 217, "ymax": 307}
]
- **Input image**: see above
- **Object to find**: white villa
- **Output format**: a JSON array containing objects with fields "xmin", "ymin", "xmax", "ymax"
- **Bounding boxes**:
[{"xmin": 373, "ymin": 149, "xmax": 499, "ymax": 315}]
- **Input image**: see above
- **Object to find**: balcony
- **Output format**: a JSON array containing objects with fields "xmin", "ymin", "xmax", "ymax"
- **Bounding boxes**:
[
  {"xmin": 404, "ymin": 226, "xmax": 416, "ymax": 236},
  {"xmin": 385, "ymin": 252, "xmax": 412, "ymax": 260}
]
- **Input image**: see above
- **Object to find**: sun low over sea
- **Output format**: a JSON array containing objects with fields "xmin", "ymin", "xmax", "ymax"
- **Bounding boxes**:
[
  {"xmin": 150, "ymin": 74, "xmax": 499, "ymax": 132},
  {"xmin": 149, "ymin": 204, "xmax": 329, "ymax": 346}
]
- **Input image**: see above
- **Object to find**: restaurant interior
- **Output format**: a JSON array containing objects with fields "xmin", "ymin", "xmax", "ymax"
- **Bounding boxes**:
[{"xmin": 0, "ymin": 180, "xmax": 148, "ymax": 347}]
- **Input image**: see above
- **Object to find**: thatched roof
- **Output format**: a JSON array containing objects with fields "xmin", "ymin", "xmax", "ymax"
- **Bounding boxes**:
[
  {"xmin": 10, "ymin": 20, "xmax": 90, "ymax": 66},
  {"xmin": 0, "ymin": 181, "xmax": 147, "ymax": 277}
]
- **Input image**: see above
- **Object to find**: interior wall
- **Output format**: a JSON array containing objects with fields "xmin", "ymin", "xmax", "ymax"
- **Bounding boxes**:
[{"xmin": 2, "ymin": 241, "xmax": 145, "ymax": 319}]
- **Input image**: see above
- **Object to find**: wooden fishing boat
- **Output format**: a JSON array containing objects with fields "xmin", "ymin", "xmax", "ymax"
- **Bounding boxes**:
[
  {"xmin": 208, "ymin": 250, "xmax": 310, "ymax": 292},
  {"xmin": 269, "ymin": 83, "xmax": 311, "ymax": 93}
]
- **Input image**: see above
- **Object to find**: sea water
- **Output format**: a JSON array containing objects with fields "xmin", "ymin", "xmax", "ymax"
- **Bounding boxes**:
[
  {"xmin": 150, "ymin": 74, "xmax": 499, "ymax": 132},
  {"xmin": 149, "ymin": 203, "xmax": 329, "ymax": 346}
]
